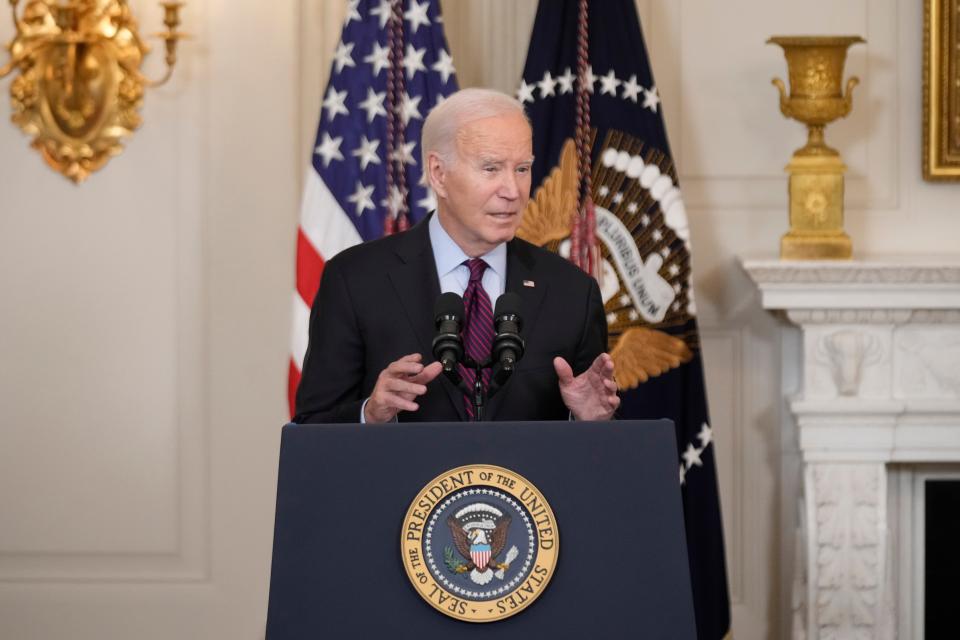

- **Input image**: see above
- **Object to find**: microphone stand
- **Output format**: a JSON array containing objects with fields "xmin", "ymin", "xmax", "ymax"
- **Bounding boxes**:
[
  {"xmin": 444, "ymin": 355, "xmax": 513, "ymax": 422},
  {"xmin": 472, "ymin": 361, "xmax": 486, "ymax": 422}
]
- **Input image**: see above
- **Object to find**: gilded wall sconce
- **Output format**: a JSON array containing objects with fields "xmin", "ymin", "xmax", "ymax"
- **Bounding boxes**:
[{"xmin": 0, "ymin": 1, "xmax": 187, "ymax": 183}]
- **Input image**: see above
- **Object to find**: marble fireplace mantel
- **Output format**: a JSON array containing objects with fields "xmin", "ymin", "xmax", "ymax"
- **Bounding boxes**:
[{"xmin": 742, "ymin": 256, "xmax": 960, "ymax": 640}]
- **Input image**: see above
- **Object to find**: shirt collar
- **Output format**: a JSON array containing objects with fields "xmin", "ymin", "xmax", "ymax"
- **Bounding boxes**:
[{"xmin": 428, "ymin": 212, "xmax": 507, "ymax": 281}]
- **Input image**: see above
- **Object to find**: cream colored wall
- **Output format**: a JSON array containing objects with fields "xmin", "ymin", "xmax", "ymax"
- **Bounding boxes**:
[
  {"xmin": 0, "ymin": 0, "xmax": 297, "ymax": 637},
  {"xmin": 0, "ymin": 0, "xmax": 957, "ymax": 638}
]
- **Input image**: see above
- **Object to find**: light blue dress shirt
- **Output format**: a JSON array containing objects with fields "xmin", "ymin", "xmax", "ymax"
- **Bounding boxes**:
[
  {"xmin": 361, "ymin": 214, "xmax": 506, "ymax": 422},
  {"xmin": 429, "ymin": 212, "xmax": 506, "ymax": 304}
]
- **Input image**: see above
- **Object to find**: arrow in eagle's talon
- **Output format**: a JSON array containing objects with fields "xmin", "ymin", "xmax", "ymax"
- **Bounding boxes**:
[{"xmin": 495, "ymin": 545, "xmax": 520, "ymax": 579}]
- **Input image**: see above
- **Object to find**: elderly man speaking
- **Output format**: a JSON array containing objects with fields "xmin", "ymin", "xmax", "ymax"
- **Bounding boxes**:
[{"xmin": 294, "ymin": 88, "xmax": 619, "ymax": 424}]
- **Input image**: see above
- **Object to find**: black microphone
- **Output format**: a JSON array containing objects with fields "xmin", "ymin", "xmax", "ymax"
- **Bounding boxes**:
[
  {"xmin": 492, "ymin": 292, "xmax": 524, "ymax": 376},
  {"xmin": 432, "ymin": 292, "xmax": 465, "ymax": 372}
]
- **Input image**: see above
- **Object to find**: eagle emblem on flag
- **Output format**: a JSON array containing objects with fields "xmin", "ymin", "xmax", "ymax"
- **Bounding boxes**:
[{"xmin": 517, "ymin": 136, "xmax": 695, "ymax": 391}]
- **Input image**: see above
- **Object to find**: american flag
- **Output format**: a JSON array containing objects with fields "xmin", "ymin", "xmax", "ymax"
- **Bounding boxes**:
[{"xmin": 289, "ymin": 0, "xmax": 459, "ymax": 415}]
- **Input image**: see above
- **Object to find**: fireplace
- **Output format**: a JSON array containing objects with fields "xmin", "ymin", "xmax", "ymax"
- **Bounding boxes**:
[{"xmin": 743, "ymin": 257, "xmax": 960, "ymax": 639}]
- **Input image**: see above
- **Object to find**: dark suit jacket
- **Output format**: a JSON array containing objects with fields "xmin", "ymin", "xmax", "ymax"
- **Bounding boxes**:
[{"xmin": 293, "ymin": 216, "xmax": 607, "ymax": 423}]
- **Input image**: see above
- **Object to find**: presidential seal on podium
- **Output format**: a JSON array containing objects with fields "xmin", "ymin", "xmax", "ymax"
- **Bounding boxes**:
[{"xmin": 400, "ymin": 464, "xmax": 559, "ymax": 622}]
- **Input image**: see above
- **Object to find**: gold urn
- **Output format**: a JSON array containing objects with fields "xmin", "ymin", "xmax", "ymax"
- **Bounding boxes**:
[{"xmin": 767, "ymin": 36, "xmax": 865, "ymax": 260}]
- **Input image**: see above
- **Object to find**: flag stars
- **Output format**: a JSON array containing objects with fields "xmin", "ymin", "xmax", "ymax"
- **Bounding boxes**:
[
  {"xmin": 399, "ymin": 92, "xmax": 423, "ymax": 125},
  {"xmin": 432, "ymin": 49, "xmax": 456, "ymax": 84},
  {"xmin": 673, "ymin": 283, "xmax": 682, "ymax": 294},
  {"xmin": 626, "ymin": 202, "xmax": 639, "ymax": 214},
  {"xmin": 352, "ymin": 135, "xmax": 382, "ymax": 170},
  {"xmin": 669, "ymin": 263, "xmax": 681, "ymax": 276},
  {"xmin": 333, "ymin": 42, "xmax": 356, "ymax": 74},
  {"xmin": 364, "ymin": 41, "xmax": 390, "ymax": 76},
  {"xmin": 557, "ymin": 67, "xmax": 575, "ymax": 94},
  {"xmin": 516, "ymin": 79, "xmax": 536, "ymax": 104},
  {"xmin": 402, "ymin": 44, "xmax": 427, "ymax": 79},
  {"xmin": 322, "ymin": 87, "xmax": 349, "ymax": 121},
  {"xmin": 382, "ymin": 185, "xmax": 407, "ymax": 217},
  {"xmin": 640, "ymin": 214, "xmax": 651, "ymax": 226},
  {"xmin": 599, "ymin": 69, "xmax": 621, "ymax": 96},
  {"xmin": 314, "ymin": 133, "xmax": 344, "ymax": 167},
  {"xmin": 643, "ymin": 86, "xmax": 661, "ymax": 112},
  {"xmin": 598, "ymin": 185, "xmax": 610, "ymax": 197},
  {"xmin": 511, "ymin": 66, "xmax": 660, "ymax": 114},
  {"xmin": 606, "ymin": 312, "xmax": 618, "ymax": 325},
  {"xmin": 622, "ymin": 74, "xmax": 642, "ymax": 102},
  {"xmin": 358, "ymin": 87, "xmax": 386, "ymax": 122},
  {"xmin": 370, "ymin": 0, "xmax": 392, "ymax": 29},
  {"xmin": 343, "ymin": 0, "xmax": 361, "ymax": 27},
  {"xmin": 660, "ymin": 247, "xmax": 671, "ymax": 258},
  {"xmin": 404, "ymin": 0, "xmax": 431, "ymax": 34},
  {"xmin": 682, "ymin": 443, "xmax": 703, "ymax": 469},
  {"xmin": 619, "ymin": 294, "xmax": 631, "ymax": 306},
  {"xmin": 537, "ymin": 70, "xmax": 558, "ymax": 98},
  {"xmin": 652, "ymin": 228, "xmax": 663, "ymax": 241},
  {"xmin": 612, "ymin": 192, "xmax": 624, "ymax": 205},
  {"xmin": 698, "ymin": 423, "xmax": 713, "ymax": 448},
  {"xmin": 391, "ymin": 140, "xmax": 418, "ymax": 166},
  {"xmin": 628, "ymin": 309, "xmax": 639, "ymax": 321},
  {"xmin": 417, "ymin": 188, "xmax": 437, "ymax": 212},
  {"xmin": 582, "ymin": 65, "xmax": 597, "ymax": 93},
  {"xmin": 347, "ymin": 181, "xmax": 375, "ymax": 216}
]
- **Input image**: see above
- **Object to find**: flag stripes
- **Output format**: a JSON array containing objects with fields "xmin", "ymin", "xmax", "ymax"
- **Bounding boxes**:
[{"xmin": 289, "ymin": 0, "xmax": 458, "ymax": 418}]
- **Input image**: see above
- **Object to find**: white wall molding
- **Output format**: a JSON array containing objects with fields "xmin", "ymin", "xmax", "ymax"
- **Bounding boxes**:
[{"xmin": 0, "ymin": 0, "xmax": 211, "ymax": 584}]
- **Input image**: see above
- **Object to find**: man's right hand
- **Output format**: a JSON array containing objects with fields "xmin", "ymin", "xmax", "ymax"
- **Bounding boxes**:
[{"xmin": 363, "ymin": 353, "xmax": 443, "ymax": 424}]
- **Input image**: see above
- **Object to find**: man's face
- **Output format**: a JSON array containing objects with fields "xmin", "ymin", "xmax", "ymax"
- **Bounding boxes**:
[{"xmin": 429, "ymin": 111, "xmax": 533, "ymax": 257}]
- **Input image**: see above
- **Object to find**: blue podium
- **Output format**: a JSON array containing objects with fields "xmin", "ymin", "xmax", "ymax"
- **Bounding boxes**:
[{"xmin": 266, "ymin": 420, "xmax": 696, "ymax": 639}]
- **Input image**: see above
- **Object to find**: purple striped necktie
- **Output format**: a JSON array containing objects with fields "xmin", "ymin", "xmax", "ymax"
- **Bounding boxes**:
[{"xmin": 458, "ymin": 258, "xmax": 494, "ymax": 419}]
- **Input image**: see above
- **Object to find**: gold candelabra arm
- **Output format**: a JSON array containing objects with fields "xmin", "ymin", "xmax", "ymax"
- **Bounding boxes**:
[
  {"xmin": 771, "ymin": 77, "xmax": 793, "ymax": 118},
  {"xmin": 1, "ymin": 0, "xmax": 21, "ymax": 76},
  {"xmin": 0, "ymin": 42, "xmax": 15, "ymax": 77},
  {"xmin": 0, "ymin": 34, "xmax": 49, "ymax": 79},
  {"xmin": 9, "ymin": 0, "xmax": 20, "ymax": 35},
  {"xmin": 144, "ymin": 1, "xmax": 187, "ymax": 87}
]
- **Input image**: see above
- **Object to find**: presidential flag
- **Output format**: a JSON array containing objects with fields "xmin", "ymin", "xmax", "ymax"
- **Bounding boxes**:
[
  {"xmin": 516, "ymin": 1, "xmax": 731, "ymax": 638},
  {"xmin": 289, "ymin": 0, "xmax": 459, "ymax": 414}
]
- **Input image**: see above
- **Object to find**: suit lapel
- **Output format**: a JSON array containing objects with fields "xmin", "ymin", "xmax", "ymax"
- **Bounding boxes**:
[
  {"xmin": 486, "ymin": 239, "xmax": 548, "ymax": 420},
  {"xmin": 388, "ymin": 216, "xmax": 468, "ymax": 421}
]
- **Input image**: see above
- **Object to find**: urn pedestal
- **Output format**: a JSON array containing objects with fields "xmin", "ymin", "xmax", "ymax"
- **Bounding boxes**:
[{"xmin": 784, "ymin": 155, "xmax": 851, "ymax": 259}]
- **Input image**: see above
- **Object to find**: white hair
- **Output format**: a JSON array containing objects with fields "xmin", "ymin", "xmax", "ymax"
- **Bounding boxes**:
[{"xmin": 420, "ymin": 88, "xmax": 530, "ymax": 174}]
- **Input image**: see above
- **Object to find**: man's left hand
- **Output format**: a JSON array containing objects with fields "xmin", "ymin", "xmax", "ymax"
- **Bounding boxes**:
[{"xmin": 554, "ymin": 353, "xmax": 620, "ymax": 421}]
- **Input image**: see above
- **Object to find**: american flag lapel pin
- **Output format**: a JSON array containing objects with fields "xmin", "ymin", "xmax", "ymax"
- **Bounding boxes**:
[{"xmin": 523, "ymin": 279, "xmax": 535, "ymax": 287}]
